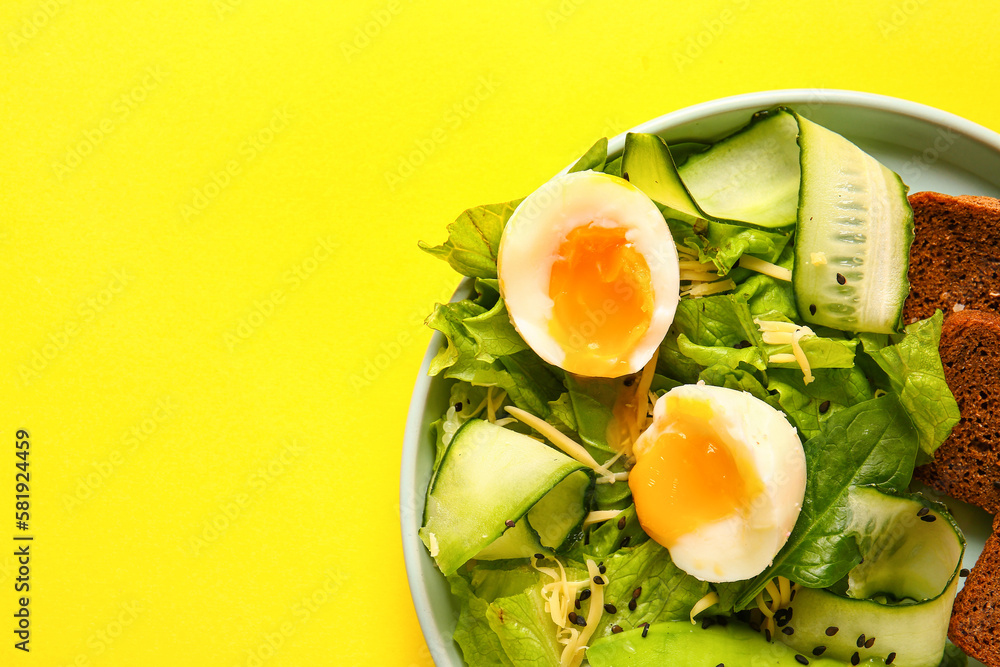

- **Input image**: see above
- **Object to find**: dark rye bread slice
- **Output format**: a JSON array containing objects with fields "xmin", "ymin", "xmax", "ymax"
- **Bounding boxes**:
[
  {"xmin": 903, "ymin": 191, "xmax": 1000, "ymax": 324},
  {"xmin": 949, "ymin": 512, "xmax": 1000, "ymax": 665},
  {"xmin": 913, "ymin": 309, "xmax": 1000, "ymax": 512}
]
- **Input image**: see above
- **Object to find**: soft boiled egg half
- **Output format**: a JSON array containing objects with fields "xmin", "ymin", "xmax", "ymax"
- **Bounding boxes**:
[
  {"xmin": 497, "ymin": 170, "xmax": 680, "ymax": 378},
  {"xmin": 629, "ymin": 384, "xmax": 807, "ymax": 583}
]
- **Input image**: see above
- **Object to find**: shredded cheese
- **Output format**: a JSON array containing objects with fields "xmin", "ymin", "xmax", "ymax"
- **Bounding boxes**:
[
  {"xmin": 809, "ymin": 251, "xmax": 828, "ymax": 266},
  {"xmin": 753, "ymin": 576, "xmax": 796, "ymax": 641},
  {"xmin": 767, "ymin": 353, "xmax": 797, "ymax": 364},
  {"xmin": 738, "ymin": 255, "xmax": 792, "ymax": 282},
  {"xmin": 427, "ymin": 532, "xmax": 439, "ymax": 558},
  {"xmin": 531, "ymin": 556, "xmax": 603, "ymax": 667},
  {"xmin": 582, "ymin": 510, "xmax": 622, "ymax": 527},
  {"xmin": 689, "ymin": 591, "xmax": 719, "ymax": 624},
  {"xmin": 679, "ymin": 269, "xmax": 721, "ymax": 282},
  {"xmin": 681, "ymin": 278, "xmax": 736, "ymax": 298},
  {"xmin": 504, "ymin": 406, "xmax": 613, "ymax": 477},
  {"xmin": 790, "ymin": 326, "xmax": 815, "ymax": 385},
  {"xmin": 756, "ymin": 318, "xmax": 816, "ymax": 385},
  {"xmin": 596, "ymin": 472, "xmax": 629, "ymax": 484}
]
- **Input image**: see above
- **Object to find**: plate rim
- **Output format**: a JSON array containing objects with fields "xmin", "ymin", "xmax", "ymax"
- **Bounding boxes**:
[{"xmin": 400, "ymin": 88, "xmax": 1000, "ymax": 666}]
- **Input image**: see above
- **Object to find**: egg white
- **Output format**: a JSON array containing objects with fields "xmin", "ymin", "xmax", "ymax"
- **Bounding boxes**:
[
  {"xmin": 497, "ymin": 170, "xmax": 680, "ymax": 377},
  {"xmin": 633, "ymin": 383, "xmax": 807, "ymax": 583}
]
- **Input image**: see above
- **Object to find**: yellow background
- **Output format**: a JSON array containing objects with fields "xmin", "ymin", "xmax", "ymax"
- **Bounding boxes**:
[{"xmin": 1, "ymin": 1, "xmax": 998, "ymax": 665}]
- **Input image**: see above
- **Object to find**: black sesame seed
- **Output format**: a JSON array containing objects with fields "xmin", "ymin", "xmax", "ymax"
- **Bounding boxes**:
[
  {"xmin": 504, "ymin": 519, "xmax": 516, "ymax": 528},
  {"xmin": 790, "ymin": 589, "xmax": 797, "ymax": 601},
  {"xmin": 622, "ymin": 172, "xmax": 630, "ymax": 182},
  {"xmin": 806, "ymin": 303, "xmax": 817, "ymax": 317},
  {"xmin": 961, "ymin": 568, "xmax": 971, "ymax": 578},
  {"xmin": 534, "ymin": 553, "xmax": 544, "ymax": 560},
  {"xmin": 886, "ymin": 652, "xmax": 896, "ymax": 665},
  {"xmin": 865, "ymin": 636, "xmax": 875, "ymax": 649},
  {"xmin": 716, "ymin": 664, "xmax": 725, "ymax": 667},
  {"xmin": 604, "ymin": 603, "xmax": 617, "ymax": 614},
  {"xmin": 775, "ymin": 609, "xmax": 791, "ymax": 627},
  {"xmin": 857, "ymin": 634, "xmax": 866, "ymax": 648},
  {"xmin": 641, "ymin": 623, "xmax": 650, "ymax": 638},
  {"xmin": 851, "ymin": 652, "xmax": 860, "ymax": 666},
  {"xmin": 623, "ymin": 377, "xmax": 635, "ymax": 387},
  {"xmin": 819, "ymin": 400, "xmax": 831, "ymax": 414},
  {"xmin": 917, "ymin": 507, "xmax": 930, "ymax": 517},
  {"xmin": 782, "ymin": 626, "xmax": 795, "ymax": 636},
  {"xmin": 812, "ymin": 646, "xmax": 826, "ymax": 656},
  {"xmin": 611, "ymin": 624, "xmax": 623, "ymax": 634},
  {"xmin": 795, "ymin": 656, "xmax": 809, "ymax": 665},
  {"xmin": 599, "ymin": 563, "xmax": 607, "ymax": 575},
  {"xmin": 733, "ymin": 339, "xmax": 752, "ymax": 349},
  {"xmin": 628, "ymin": 599, "xmax": 637, "ymax": 611},
  {"xmin": 837, "ymin": 273, "xmax": 847, "ymax": 285},
  {"xmin": 593, "ymin": 575, "xmax": 605, "ymax": 585},
  {"xmin": 632, "ymin": 587, "xmax": 642, "ymax": 599},
  {"xmin": 619, "ymin": 535, "xmax": 632, "ymax": 549},
  {"xmin": 454, "ymin": 402, "xmax": 463, "ymax": 411},
  {"xmin": 921, "ymin": 514, "xmax": 937, "ymax": 522},
  {"xmin": 568, "ymin": 612, "xmax": 578, "ymax": 624},
  {"xmin": 826, "ymin": 626, "xmax": 839, "ymax": 636},
  {"xmin": 575, "ymin": 616, "xmax": 587, "ymax": 627},
  {"xmin": 617, "ymin": 515, "xmax": 627, "ymax": 530},
  {"xmin": 579, "ymin": 589, "xmax": 591, "ymax": 601},
  {"xmin": 575, "ymin": 599, "xmax": 581, "ymax": 610},
  {"xmin": 765, "ymin": 628, "xmax": 772, "ymax": 642}
]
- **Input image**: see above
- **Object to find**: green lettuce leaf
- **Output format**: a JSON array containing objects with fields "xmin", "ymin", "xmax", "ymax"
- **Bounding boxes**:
[
  {"xmin": 462, "ymin": 298, "xmax": 529, "ymax": 361},
  {"xmin": 860, "ymin": 310, "xmax": 960, "ymax": 463},
  {"xmin": 419, "ymin": 199, "xmax": 523, "ymax": 278},
  {"xmin": 697, "ymin": 363, "xmax": 773, "ymax": 404},
  {"xmin": 582, "ymin": 504, "xmax": 649, "ymax": 559},
  {"xmin": 705, "ymin": 221, "xmax": 791, "ymax": 274},
  {"xmin": 448, "ymin": 574, "xmax": 516, "ymax": 667},
  {"xmin": 586, "ymin": 540, "xmax": 710, "ymax": 639},
  {"xmin": 569, "ymin": 138, "xmax": 608, "ymax": 173},
  {"xmin": 426, "ymin": 298, "xmax": 562, "ymax": 417},
  {"xmin": 486, "ymin": 587, "xmax": 564, "ymax": 667},
  {"xmin": 715, "ymin": 394, "xmax": 920, "ymax": 611}
]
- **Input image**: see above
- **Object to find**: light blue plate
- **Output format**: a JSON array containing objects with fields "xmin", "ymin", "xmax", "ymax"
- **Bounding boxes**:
[{"xmin": 401, "ymin": 89, "xmax": 1000, "ymax": 666}]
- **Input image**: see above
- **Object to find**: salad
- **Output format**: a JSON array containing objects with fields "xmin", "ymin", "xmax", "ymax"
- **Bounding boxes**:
[{"xmin": 416, "ymin": 108, "xmax": 968, "ymax": 666}]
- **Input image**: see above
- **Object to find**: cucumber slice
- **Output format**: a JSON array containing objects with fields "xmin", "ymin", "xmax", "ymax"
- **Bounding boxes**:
[
  {"xmin": 793, "ymin": 115, "xmax": 914, "ymax": 334},
  {"xmin": 587, "ymin": 621, "xmax": 881, "ymax": 666},
  {"xmin": 622, "ymin": 108, "xmax": 913, "ymax": 334},
  {"xmin": 679, "ymin": 109, "xmax": 801, "ymax": 228},
  {"xmin": 778, "ymin": 487, "xmax": 965, "ymax": 667},
  {"xmin": 419, "ymin": 419, "xmax": 594, "ymax": 575}
]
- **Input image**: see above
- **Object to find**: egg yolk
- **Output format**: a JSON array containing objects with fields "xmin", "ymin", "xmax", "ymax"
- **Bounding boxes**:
[
  {"xmin": 629, "ymin": 398, "xmax": 763, "ymax": 547},
  {"xmin": 548, "ymin": 223, "xmax": 654, "ymax": 376}
]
